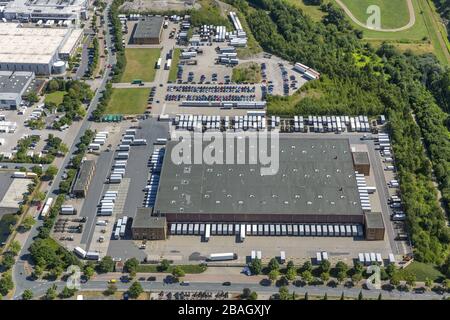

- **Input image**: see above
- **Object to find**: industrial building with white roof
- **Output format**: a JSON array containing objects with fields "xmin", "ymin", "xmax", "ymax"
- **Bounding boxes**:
[
  {"xmin": 1, "ymin": 0, "xmax": 89, "ymax": 23},
  {"xmin": 0, "ymin": 23, "xmax": 83, "ymax": 74}
]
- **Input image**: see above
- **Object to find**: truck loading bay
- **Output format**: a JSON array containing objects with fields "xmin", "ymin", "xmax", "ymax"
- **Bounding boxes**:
[{"xmin": 59, "ymin": 114, "xmax": 410, "ymax": 267}]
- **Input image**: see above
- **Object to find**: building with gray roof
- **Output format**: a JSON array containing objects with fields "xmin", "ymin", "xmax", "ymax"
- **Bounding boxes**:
[
  {"xmin": 131, "ymin": 16, "xmax": 164, "ymax": 44},
  {"xmin": 73, "ymin": 160, "xmax": 95, "ymax": 198},
  {"xmin": 0, "ymin": 70, "xmax": 34, "ymax": 109},
  {"xmin": 154, "ymin": 137, "xmax": 364, "ymax": 224}
]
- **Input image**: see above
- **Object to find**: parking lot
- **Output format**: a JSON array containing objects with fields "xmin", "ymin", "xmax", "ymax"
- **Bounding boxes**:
[
  {"xmin": 114, "ymin": 16, "xmax": 308, "ymax": 117},
  {"xmin": 60, "ymin": 118, "xmax": 170, "ymax": 258}
]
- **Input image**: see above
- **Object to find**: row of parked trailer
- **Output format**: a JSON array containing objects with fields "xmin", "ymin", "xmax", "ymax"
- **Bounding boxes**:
[
  {"xmin": 304, "ymin": 115, "xmax": 371, "ymax": 133},
  {"xmin": 171, "ymin": 114, "xmax": 372, "ymax": 133},
  {"xmin": 89, "ymin": 131, "xmax": 109, "ymax": 151},
  {"xmin": 97, "ymin": 190, "xmax": 118, "ymax": 216},
  {"xmin": 144, "ymin": 148, "xmax": 165, "ymax": 208},
  {"xmin": 113, "ymin": 216, "xmax": 129, "ymax": 240},
  {"xmin": 358, "ymin": 252, "xmax": 395, "ymax": 266},
  {"xmin": 170, "ymin": 223, "xmax": 364, "ymax": 240},
  {"xmin": 355, "ymin": 172, "xmax": 373, "ymax": 212}
]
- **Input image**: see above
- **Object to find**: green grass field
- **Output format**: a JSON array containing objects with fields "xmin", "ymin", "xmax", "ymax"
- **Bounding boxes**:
[
  {"xmin": 121, "ymin": 48, "xmax": 161, "ymax": 83},
  {"xmin": 398, "ymin": 261, "xmax": 445, "ymax": 282},
  {"xmin": 340, "ymin": 0, "xmax": 410, "ymax": 29},
  {"xmin": 44, "ymin": 91, "xmax": 66, "ymax": 105},
  {"xmin": 232, "ymin": 62, "xmax": 262, "ymax": 83},
  {"xmin": 105, "ymin": 88, "xmax": 149, "ymax": 114},
  {"xmin": 168, "ymin": 48, "xmax": 181, "ymax": 83}
]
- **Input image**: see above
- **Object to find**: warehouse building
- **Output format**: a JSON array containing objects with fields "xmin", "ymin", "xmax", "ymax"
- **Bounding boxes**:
[
  {"xmin": 0, "ymin": 70, "xmax": 34, "ymax": 109},
  {"xmin": 154, "ymin": 138, "xmax": 365, "ymax": 225},
  {"xmin": 352, "ymin": 151, "xmax": 370, "ymax": 176},
  {"xmin": 131, "ymin": 208, "xmax": 167, "ymax": 240},
  {"xmin": 364, "ymin": 212, "xmax": 385, "ymax": 241},
  {"xmin": 73, "ymin": 160, "xmax": 96, "ymax": 198},
  {"xmin": 2, "ymin": 0, "xmax": 89, "ymax": 23},
  {"xmin": 131, "ymin": 16, "xmax": 164, "ymax": 44},
  {"xmin": 0, "ymin": 23, "xmax": 83, "ymax": 75}
]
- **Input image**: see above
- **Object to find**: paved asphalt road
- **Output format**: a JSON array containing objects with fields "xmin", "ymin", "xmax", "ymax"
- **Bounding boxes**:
[
  {"xmin": 12, "ymin": 277, "xmax": 448, "ymax": 300},
  {"xmin": 12, "ymin": 2, "xmax": 116, "ymax": 298}
]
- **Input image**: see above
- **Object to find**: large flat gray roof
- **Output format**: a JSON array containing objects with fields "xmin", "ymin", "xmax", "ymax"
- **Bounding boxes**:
[
  {"xmin": 133, "ymin": 16, "xmax": 163, "ymax": 39},
  {"xmin": 154, "ymin": 137, "xmax": 363, "ymax": 216},
  {"xmin": 0, "ymin": 71, "xmax": 34, "ymax": 99},
  {"xmin": 132, "ymin": 207, "xmax": 166, "ymax": 228}
]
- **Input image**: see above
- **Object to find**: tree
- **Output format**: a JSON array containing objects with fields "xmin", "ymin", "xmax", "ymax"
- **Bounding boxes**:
[
  {"xmin": 104, "ymin": 283, "xmax": 117, "ymax": 296},
  {"xmin": 425, "ymin": 277, "xmax": 433, "ymax": 290},
  {"xmin": 44, "ymin": 165, "xmax": 58, "ymax": 180},
  {"xmin": 83, "ymin": 265, "xmax": 95, "ymax": 280},
  {"xmin": 60, "ymin": 286, "xmax": 76, "ymax": 299},
  {"xmin": 22, "ymin": 289, "xmax": 33, "ymax": 300},
  {"xmin": 124, "ymin": 258, "xmax": 139, "ymax": 274},
  {"xmin": 320, "ymin": 272, "xmax": 330, "ymax": 283},
  {"xmin": 286, "ymin": 267, "xmax": 297, "ymax": 281},
  {"xmin": 268, "ymin": 257, "xmax": 280, "ymax": 271},
  {"xmin": 302, "ymin": 261, "xmax": 312, "ymax": 272},
  {"xmin": 301, "ymin": 270, "xmax": 313, "ymax": 284},
  {"xmin": 390, "ymin": 273, "xmax": 401, "ymax": 287},
  {"xmin": 351, "ymin": 272, "xmax": 363, "ymax": 284},
  {"xmin": 171, "ymin": 266, "xmax": 185, "ymax": 281},
  {"xmin": 404, "ymin": 272, "xmax": 416, "ymax": 288},
  {"xmin": 287, "ymin": 260, "xmax": 295, "ymax": 270},
  {"xmin": 442, "ymin": 279, "xmax": 450, "ymax": 291},
  {"xmin": 8, "ymin": 240, "xmax": 21, "ymax": 256},
  {"xmin": 337, "ymin": 271, "xmax": 347, "ymax": 283},
  {"xmin": 97, "ymin": 256, "xmax": 114, "ymax": 273},
  {"xmin": 249, "ymin": 291, "xmax": 258, "ymax": 300},
  {"xmin": 1, "ymin": 252, "xmax": 15, "ymax": 270},
  {"xmin": 45, "ymin": 285, "xmax": 57, "ymax": 300},
  {"xmin": 21, "ymin": 216, "xmax": 36, "ymax": 231},
  {"xmin": 159, "ymin": 259, "xmax": 170, "ymax": 271},
  {"xmin": 34, "ymin": 191, "xmax": 46, "ymax": 203},
  {"xmin": 385, "ymin": 263, "xmax": 397, "ymax": 278},
  {"xmin": 241, "ymin": 288, "xmax": 251, "ymax": 299},
  {"xmin": 249, "ymin": 258, "xmax": 262, "ymax": 275},
  {"xmin": 48, "ymin": 79, "xmax": 60, "ymax": 92},
  {"xmin": 26, "ymin": 92, "xmax": 39, "ymax": 104},
  {"xmin": 358, "ymin": 291, "xmax": 363, "ymax": 300},
  {"xmin": 32, "ymin": 265, "xmax": 43, "ymax": 279},
  {"xmin": 278, "ymin": 286, "xmax": 289, "ymax": 300},
  {"xmin": 335, "ymin": 261, "xmax": 348, "ymax": 274},
  {"xmin": 320, "ymin": 260, "xmax": 331, "ymax": 273},
  {"xmin": 268, "ymin": 269, "xmax": 280, "ymax": 283},
  {"xmin": 127, "ymin": 282, "xmax": 143, "ymax": 299},
  {"xmin": 0, "ymin": 272, "xmax": 14, "ymax": 296}
]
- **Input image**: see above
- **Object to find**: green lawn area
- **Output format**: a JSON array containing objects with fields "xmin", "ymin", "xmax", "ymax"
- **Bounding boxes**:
[
  {"xmin": 340, "ymin": 0, "xmax": 410, "ymax": 29},
  {"xmin": 398, "ymin": 261, "xmax": 445, "ymax": 282},
  {"xmin": 232, "ymin": 62, "xmax": 262, "ymax": 83},
  {"xmin": 44, "ymin": 91, "xmax": 66, "ymax": 105},
  {"xmin": 168, "ymin": 48, "xmax": 181, "ymax": 83},
  {"xmin": 136, "ymin": 264, "xmax": 207, "ymax": 274},
  {"xmin": 284, "ymin": 0, "xmax": 327, "ymax": 22},
  {"xmin": 121, "ymin": 48, "xmax": 161, "ymax": 83},
  {"xmin": 105, "ymin": 88, "xmax": 149, "ymax": 114}
]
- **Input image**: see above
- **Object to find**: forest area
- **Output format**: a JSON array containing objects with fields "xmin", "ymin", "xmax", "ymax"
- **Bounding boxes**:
[{"xmin": 226, "ymin": 0, "xmax": 450, "ymax": 272}]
